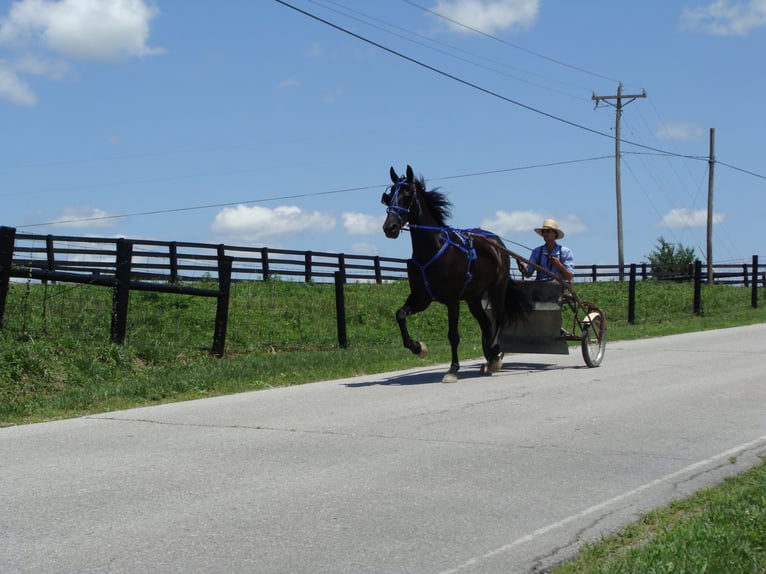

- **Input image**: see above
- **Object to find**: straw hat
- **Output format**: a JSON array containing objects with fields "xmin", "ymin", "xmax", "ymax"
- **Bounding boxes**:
[{"xmin": 534, "ymin": 218, "xmax": 564, "ymax": 240}]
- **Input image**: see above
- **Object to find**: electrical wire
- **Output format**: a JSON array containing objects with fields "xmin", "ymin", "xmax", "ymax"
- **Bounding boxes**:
[
  {"xmin": 276, "ymin": 0, "xmax": 764, "ymax": 181},
  {"xmin": 401, "ymin": 0, "xmax": 620, "ymax": 84},
  {"xmin": 274, "ymin": 0, "xmax": 702, "ymax": 160},
  {"xmin": 17, "ymin": 156, "xmax": 614, "ymax": 228}
]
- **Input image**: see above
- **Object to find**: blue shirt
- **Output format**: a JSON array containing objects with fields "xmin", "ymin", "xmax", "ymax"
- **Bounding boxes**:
[{"xmin": 528, "ymin": 243, "xmax": 574, "ymax": 281}]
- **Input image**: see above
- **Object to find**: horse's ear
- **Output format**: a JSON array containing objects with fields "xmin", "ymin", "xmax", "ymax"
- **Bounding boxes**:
[
  {"xmin": 406, "ymin": 165, "xmax": 414, "ymax": 182},
  {"xmin": 390, "ymin": 167, "xmax": 399, "ymax": 183}
]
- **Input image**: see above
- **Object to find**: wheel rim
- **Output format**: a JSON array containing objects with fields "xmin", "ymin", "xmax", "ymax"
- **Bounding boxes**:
[{"xmin": 582, "ymin": 317, "xmax": 605, "ymax": 367}]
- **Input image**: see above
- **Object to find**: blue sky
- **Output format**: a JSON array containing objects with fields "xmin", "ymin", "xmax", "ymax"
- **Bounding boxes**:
[{"xmin": 2, "ymin": 0, "xmax": 765, "ymax": 268}]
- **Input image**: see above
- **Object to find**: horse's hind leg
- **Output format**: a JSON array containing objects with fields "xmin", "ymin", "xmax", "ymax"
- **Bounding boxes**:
[
  {"xmin": 468, "ymin": 297, "xmax": 503, "ymax": 374},
  {"xmin": 442, "ymin": 302, "xmax": 461, "ymax": 383}
]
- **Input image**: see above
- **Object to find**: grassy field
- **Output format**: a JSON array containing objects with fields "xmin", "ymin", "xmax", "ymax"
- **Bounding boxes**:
[
  {"xmin": 1, "ymin": 278, "xmax": 764, "ymax": 425},
  {"xmin": 2, "ymin": 278, "xmax": 765, "ymax": 572}
]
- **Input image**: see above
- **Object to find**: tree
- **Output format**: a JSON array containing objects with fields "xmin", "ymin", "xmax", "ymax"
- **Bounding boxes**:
[{"xmin": 646, "ymin": 236, "xmax": 697, "ymax": 281}]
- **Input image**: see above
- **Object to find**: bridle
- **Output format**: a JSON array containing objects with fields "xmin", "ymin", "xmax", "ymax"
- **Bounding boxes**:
[{"xmin": 381, "ymin": 175, "xmax": 419, "ymax": 229}]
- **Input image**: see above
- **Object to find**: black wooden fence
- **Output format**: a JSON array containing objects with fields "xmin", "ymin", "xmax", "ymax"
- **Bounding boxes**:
[
  {"xmin": 1, "ymin": 226, "xmax": 763, "ymax": 354},
  {"xmin": 0, "ymin": 227, "xmax": 410, "ymax": 355}
]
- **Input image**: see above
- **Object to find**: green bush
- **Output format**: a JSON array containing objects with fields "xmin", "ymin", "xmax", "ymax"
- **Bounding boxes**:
[{"xmin": 646, "ymin": 236, "xmax": 697, "ymax": 281}]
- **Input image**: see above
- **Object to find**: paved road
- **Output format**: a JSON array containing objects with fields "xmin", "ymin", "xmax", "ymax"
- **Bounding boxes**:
[{"xmin": 2, "ymin": 324, "xmax": 765, "ymax": 574}]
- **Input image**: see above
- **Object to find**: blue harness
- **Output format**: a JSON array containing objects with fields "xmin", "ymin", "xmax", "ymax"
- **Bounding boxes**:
[
  {"xmin": 409, "ymin": 226, "xmax": 478, "ymax": 302},
  {"xmin": 385, "ymin": 177, "xmax": 482, "ymax": 302}
]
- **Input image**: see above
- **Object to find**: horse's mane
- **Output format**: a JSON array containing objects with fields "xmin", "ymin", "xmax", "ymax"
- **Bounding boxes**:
[{"xmin": 414, "ymin": 176, "xmax": 452, "ymax": 226}]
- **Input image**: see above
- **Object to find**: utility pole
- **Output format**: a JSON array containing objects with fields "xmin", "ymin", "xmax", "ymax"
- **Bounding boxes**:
[
  {"xmin": 707, "ymin": 128, "xmax": 715, "ymax": 283},
  {"xmin": 592, "ymin": 82, "xmax": 646, "ymax": 281}
]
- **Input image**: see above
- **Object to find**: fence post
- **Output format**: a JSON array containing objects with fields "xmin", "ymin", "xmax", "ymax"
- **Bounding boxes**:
[
  {"xmin": 693, "ymin": 259, "xmax": 702, "ymax": 315},
  {"xmin": 338, "ymin": 254, "xmax": 346, "ymax": 284},
  {"xmin": 334, "ymin": 271, "xmax": 348, "ymax": 348},
  {"xmin": 45, "ymin": 235, "xmax": 55, "ymax": 284},
  {"xmin": 110, "ymin": 239, "xmax": 133, "ymax": 345},
  {"xmin": 305, "ymin": 251, "xmax": 312, "ymax": 283},
  {"xmin": 261, "ymin": 247, "xmax": 270, "ymax": 281},
  {"xmin": 212, "ymin": 254, "xmax": 233, "ymax": 357},
  {"xmin": 374, "ymin": 256, "xmax": 382, "ymax": 284},
  {"xmin": 0, "ymin": 226, "xmax": 17, "ymax": 329},
  {"xmin": 752, "ymin": 255, "xmax": 758, "ymax": 309},
  {"xmin": 169, "ymin": 242, "xmax": 178, "ymax": 284},
  {"xmin": 591, "ymin": 264, "xmax": 597, "ymax": 282},
  {"xmin": 628, "ymin": 263, "xmax": 636, "ymax": 324}
]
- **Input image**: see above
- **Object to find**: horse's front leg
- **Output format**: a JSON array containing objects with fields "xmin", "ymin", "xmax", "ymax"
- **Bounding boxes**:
[
  {"xmin": 442, "ymin": 302, "xmax": 461, "ymax": 383},
  {"xmin": 396, "ymin": 296, "xmax": 430, "ymax": 358}
]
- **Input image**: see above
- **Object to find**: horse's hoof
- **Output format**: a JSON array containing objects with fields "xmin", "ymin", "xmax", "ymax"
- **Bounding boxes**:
[
  {"xmin": 487, "ymin": 354, "xmax": 504, "ymax": 373},
  {"xmin": 417, "ymin": 341, "xmax": 429, "ymax": 358},
  {"xmin": 441, "ymin": 372, "xmax": 459, "ymax": 384}
]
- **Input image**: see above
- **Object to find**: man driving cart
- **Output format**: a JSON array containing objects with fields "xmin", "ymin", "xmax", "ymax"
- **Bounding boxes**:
[{"xmin": 519, "ymin": 219, "xmax": 574, "ymax": 282}]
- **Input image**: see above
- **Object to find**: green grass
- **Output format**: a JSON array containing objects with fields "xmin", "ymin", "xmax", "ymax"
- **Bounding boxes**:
[
  {"xmin": 2, "ymin": 279, "xmax": 765, "ymax": 426},
  {"xmin": 553, "ymin": 457, "xmax": 766, "ymax": 574},
  {"xmin": 2, "ymin": 277, "xmax": 765, "ymax": 572}
]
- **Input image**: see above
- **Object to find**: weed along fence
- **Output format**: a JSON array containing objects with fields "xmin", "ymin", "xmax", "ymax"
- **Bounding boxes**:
[{"xmin": 1, "ymin": 226, "xmax": 764, "ymax": 353}]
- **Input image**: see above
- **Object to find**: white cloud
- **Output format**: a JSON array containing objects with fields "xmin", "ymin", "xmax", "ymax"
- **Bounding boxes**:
[
  {"xmin": 306, "ymin": 43, "xmax": 323, "ymax": 58},
  {"xmin": 51, "ymin": 207, "xmax": 115, "ymax": 228},
  {"xmin": 480, "ymin": 210, "xmax": 587, "ymax": 237},
  {"xmin": 432, "ymin": 0, "xmax": 539, "ymax": 34},
  {"xmin": 681, "ymin": 0, "xmax": 766, "ymax": 36},
  {"xmin": 211, "ymin": 204, "xmax": 336, "ymax": 243},
  {"xmin": 481, "ymin": 209, "xmax": 541, "ymax": 235},
  {"xmin": 0, "ymin": 0, "xmax": 162, "ymax": 61},
  {"xmin": 350, "ymin": 241, "xmax": 378, "ymax": 256},
  {"xmin": 342, "ymin": 212, "xmax": 380, "ymax": 235},
  {"xmin": 0, "ymin": 0, "xmax": 161, "ymax": 105},
  {"xmin": 660, "ymin": 208, "xmax": 725, "ymax": 228},
  {"xmin": 278, "ymin": 77, "xmax": 301, "ymax": 89},
  {"xmin": 0, "ymin": 61, "xmax": 37, "ymax": 105},
  {"xmin": 15, "ymin": 53, "xmax": 69, "ymax": 78},
  {"xmin": 323, "ymin": 86, "xmax": 344, "ymax": 104},
  {"xmin": 656, "ymin": 120, "xmax": 706, "ymax": 141}
]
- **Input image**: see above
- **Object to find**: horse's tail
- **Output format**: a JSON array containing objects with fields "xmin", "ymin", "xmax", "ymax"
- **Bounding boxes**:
[{"xmin": 503, "ymin": 278, "xmax": 532, "ymax": 325}]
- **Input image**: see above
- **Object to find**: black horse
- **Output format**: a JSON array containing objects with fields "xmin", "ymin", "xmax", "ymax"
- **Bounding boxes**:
[{"xmin": 382, "ymin": 165, "xmax": 530, "ymax": 383}]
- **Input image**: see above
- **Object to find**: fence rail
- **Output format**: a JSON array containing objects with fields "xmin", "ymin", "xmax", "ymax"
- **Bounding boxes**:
[
  {"xmin": 3, "ymin": 229, "xmax": 764, "ymax": 286},
  {"xmin": 1, "ymin": 227, "xmax": 763, "ymax": 356},
  {"xmin": 4, "ymin": 231, "xmax": 409, "ymax": 286}
]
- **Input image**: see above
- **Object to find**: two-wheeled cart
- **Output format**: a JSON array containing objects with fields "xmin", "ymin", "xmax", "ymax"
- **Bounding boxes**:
[{"xmin": 501, "ymin": 251, "xmax": 607, "ymax": 367}]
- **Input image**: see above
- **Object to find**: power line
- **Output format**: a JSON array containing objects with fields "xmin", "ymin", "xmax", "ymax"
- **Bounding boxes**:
[
  {"xmin": 716, "ymin": 160, "xmax": 766, "ymax": 180},
  {"xmin": 400, "ymin": 0, "xmax": 620, "ymax": 84},
  {"xmin": 17, "ymin": 185, "xmax": 380, "ymax": 229},
  {"xmin": 430, "ymin": 156, "xmax": 613, "ymax": 182},
  {"xmin": 16, "ymin": 156, "xmax": 614, "ymax": 228},
  {"xmin": 274, "ymin": 0, "xmax": 711, "ymax": 162},
  {"xmin": 310, "ymin": 0, "xmax": 591, "ymax": 100},
  {"xmin": 278, "ymin": 0, "xmax": 766, "ymax": 183}
]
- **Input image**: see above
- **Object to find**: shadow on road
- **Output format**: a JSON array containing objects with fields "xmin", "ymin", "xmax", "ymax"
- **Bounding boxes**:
[{"xmin": 344, "ymin": 360, "xmax": 567, "ymax": 388}]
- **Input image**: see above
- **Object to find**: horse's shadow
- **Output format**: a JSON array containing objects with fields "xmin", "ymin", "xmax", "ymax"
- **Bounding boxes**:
[{"xmin": 343, "ymin": 360, "xmax": 567, "ymax": 388}]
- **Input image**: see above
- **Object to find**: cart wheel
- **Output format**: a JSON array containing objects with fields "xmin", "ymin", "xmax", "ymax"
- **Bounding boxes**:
[{"xmin": 581, "ymin": 313, "xmax": 605, "ymax": 367}]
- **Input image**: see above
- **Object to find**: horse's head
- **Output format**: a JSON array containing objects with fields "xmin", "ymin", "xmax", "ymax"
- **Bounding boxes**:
[{"xmin": 382, "ymin": 165, "xmax": 420, "ymax": 239}]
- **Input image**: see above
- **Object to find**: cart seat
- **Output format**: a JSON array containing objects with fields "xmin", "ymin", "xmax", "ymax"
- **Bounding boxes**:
[{"xmin": 501, "ymin": 281, "xmax": 569, "ymax": 355}]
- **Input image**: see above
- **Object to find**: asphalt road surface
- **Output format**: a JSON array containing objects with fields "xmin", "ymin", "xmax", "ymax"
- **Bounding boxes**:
[{"xmin": 2, "ymin": 324, "xmax": 765, "ymax": 574}]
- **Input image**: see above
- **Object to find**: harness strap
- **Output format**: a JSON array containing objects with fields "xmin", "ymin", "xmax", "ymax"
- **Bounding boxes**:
[{"xmin": 409, "ymin": 228, "xmax": 475, "ymax": 302}]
